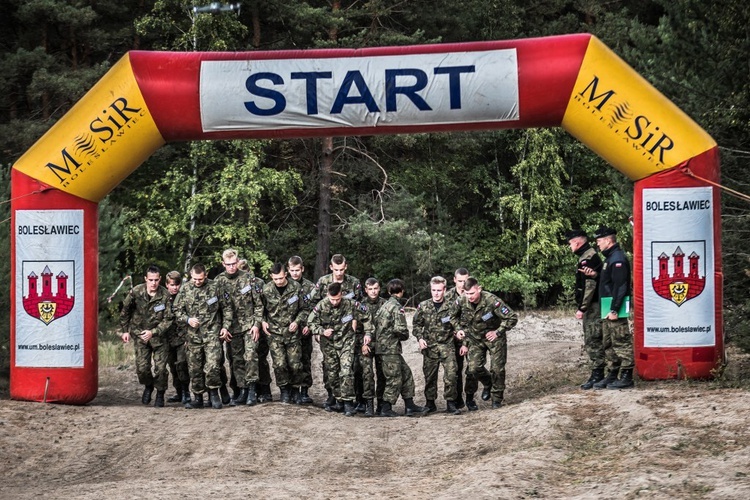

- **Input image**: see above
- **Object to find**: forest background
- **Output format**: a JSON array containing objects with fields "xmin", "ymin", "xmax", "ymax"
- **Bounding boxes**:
[{"xmin": 0, "ymin": 0, "xmax": 748, "ymax": 369}]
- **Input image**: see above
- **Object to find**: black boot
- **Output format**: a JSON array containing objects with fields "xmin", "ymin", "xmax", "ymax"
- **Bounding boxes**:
[
  {"xmin": 404, "ymin": 398, "xmax": 428, "ymax": 417},
  {"xmin": 231, "ymin": 386, "xmax": 241, "ymax": 402},
  {"xmin": 299, "ymin": 386, "xmax": 313, "ymax": 404},
  {"xmin": 344, "ymin": 401, "xmax": 357, "ymax": 417},
  {"xmin": 290, "ymin": 386, "xmax": 301, "ymax": 404},
  {"xmin": 455, "ymin": 396, "xmax": 465, "ymax": 410},
  {"xmin": 154, "ymin": 390, "xmax": 165, "ymax": 408},
  {"xmin": 491, "ymin": 391, "xmax": 504, "ymax": 409},
  {"xmin": 425, "ymin": 399, "xmax": 438, "ymax": 414},
  {"xmin": 364, "ymin": 399, "xmax": 375, "ymax": 417},
  {"xmin": 209, "ymin": 388, "xmax": 223, "ymax": 409},
  {"xmin": 376, "ymin": 398, "xmax": 384, "ymax": 415},
  {"xmin": 465, "ymin": 395, "xmax": 478, "ymax": 412},
  {"xmin": 219, "ymin": 385, "xmax": 231, "ymax": 405},
  {"xmin": 186, "ymin": 393, "xmax": 203, "ymax": 409},
  {"xmin": 233, "ymin": 387, "xmax": 248, "ymax": 405},
  {"xmin": 258, "ymin": 384, "xmax": 273, "ymax": 403},
  {"xmin": 379, "ymin": 401, "xmax": 399, "ymax": 417},
  {"xmin": 167, "ymin": 387, "xmax": 182, "ymax": 403},
  {"xmin": 280, "ymin": 386, "xmax": 291, "ymax": 404},
  {"xmin": 246, "ymin": 383, "xmax": 258, "ymax": 406},
  {"xmin": 481, "ymin": 382, "xmax": 492, "ymax": 401},
  {"xmin": 141, "ymin": 385, "xmax": 154, "ymax": 405},
  {"xmin": 180, "ymin": 384, "xmax": 191, "ymax": 405},
  {"xmin": 355, "ymin": 399, "xmax": 367, "ymax": 413},
  {"xmin": 446, "ymin": 400, "xmax": 461, "ymax": 415},
  {"xmin": 581, "ymin": 368, "xmax": 605, "ymax": 390},
  {"xmin": 608, "ymin": 368, "xmax": 635, "ymax": 389},
  {"xmin": 593, "ymin": 368, "xmax": 620, "ymax": 389},
  {"xmin": 324, "ymin": 392, "xmax": 336, "ymax": 411}
]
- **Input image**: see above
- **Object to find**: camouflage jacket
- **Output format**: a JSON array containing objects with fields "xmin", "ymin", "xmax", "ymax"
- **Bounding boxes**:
[
  {"xmin": 261, "ymin": 279, "xmax": 306, "ymax": 335},
  {"xmin": 371, "ymin": 296, "xmax": 409, "ymax": 355},
  {"xmin": 165, "ymin": 292, "xmax": 188, "ymax": 347},
  {"xmin": 174, "ymin": 279, "xmax": 234, "ymax": 339},
  {"xmin": 307, "ymin": 296, "xmax": 372, "ymax": 344},
  {"xmin": 356, "ymin": 296, "xmax": 385, "ymax": 337},
  {"xmin": 311, "ymin": 274, "xmax": 363, "ymax": 303},
  {"xmin": 412, "ymin": 299, "xmax": 456, "ymax": 345},
  {"xmin": 445, "ymin": 287, "xmax": 464, "ymax": 305},
  {"xmin": 454, "ymin": 290, "xmax": 518, "ymax": 346},
  {"xmin": 293, "ymin": 277, "xmax": 316, "ymax": 326},
  {"xmin": 574, "ymin": 243, "xmax": 602, "ymax": 312},
  {"xmin": 119, "ymin": 284, "xmax": 173, "ymax": 343},
  {"xmin": 214, "ymin": 270, "xmax": 264, "ymax": 333}
]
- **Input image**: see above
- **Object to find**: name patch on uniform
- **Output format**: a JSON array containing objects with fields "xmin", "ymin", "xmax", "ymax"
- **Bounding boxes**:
[
  {"xmin": 345, "ymin": 292, "xmax": 355, "ymax": 299},
  {"xmin": 481, "ymin": 312, "xmax": 494, "ymax": 321},
  {"xmin": 341, "ymin": 314, "xmax": 353, "ymax": 323},
  {"xmin": 287, "ymin": 295, "xmax": 299, "ymax": 305},
  {"xmin": 206, "ymin": 296, "xmax": 218, "ymax": 306},
  {"xmin": 153, "ymin": 303, "xmax": 166, "ymax": 313},
  {"xmin": 441, "ymin": 315, "xmax": 451, "ymax": 323},
  {"xmin": 241, "ymin": 284, "xmax": 252, "ymax": 294}
]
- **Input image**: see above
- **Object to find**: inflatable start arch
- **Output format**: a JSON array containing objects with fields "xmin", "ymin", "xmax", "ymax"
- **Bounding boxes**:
[{"xmin": 10, "ymin": 34, "xmax": 722, "ymax": 404}]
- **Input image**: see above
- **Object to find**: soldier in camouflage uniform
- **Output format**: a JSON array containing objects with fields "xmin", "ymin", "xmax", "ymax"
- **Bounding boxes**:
[
  {"xmin": 287, "ymin": 255, "xmax": 315, "ymax": 404},
  {"xmin": 369, "ymin": 279, "xmax": 428, "ymax": 417},
  {"xmin": 355, "ymin": 277, "xmax": 386, "ymax": 416},
  {"xmin": 413, "ymin": 276, "xmax": 461, "ymax": 415},
  {"xmin": 119, "ymin": 265, "xmax": 174, "ymax": 408},
  {"xmin": 174, "ymin": 263, "xmax": 234, "ymax": 409},
  {"xmin": 214, "ymin": 249, "xmax": 265, "ymax": 406},
  {"xmin": 310, "ymin": 254, "xmax": 363, "ymax": 409},
  {"xmin": 261, "ymin": 263, "xmax": 307, "ymax": 404},
  {"xmin": 164, "ymin": 271, "xmax": 191, "ymax": 405},
  {"xmin": 307, "ymin": 282, "xmax": 372, "ymax": 416},
  {"xmin": 445, "ymin": 267, "xmax": 470, "ymax": 410},
  {"xmin": 565, "ymin": 230, "xmax": 605, "ymax": 390},
  {"xmin": 454, "ymin": 277, "xmax": 518, "ymax": 410}
]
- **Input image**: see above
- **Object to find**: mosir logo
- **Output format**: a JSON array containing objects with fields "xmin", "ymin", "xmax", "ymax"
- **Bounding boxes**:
[
  {"xmin": 22, "ymin": 262, "xmax": 76, "ymax": 325},
  {"xmin": 651, "ymin": 242, "xmax": 706, "ymax": 306}
]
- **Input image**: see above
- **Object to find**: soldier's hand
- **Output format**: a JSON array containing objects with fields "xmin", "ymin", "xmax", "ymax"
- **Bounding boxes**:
[
  {"xmin": 362, "ymin": 344, "xmax": 371, "ymax": 356},
  {"xmin": 139, "ymin": 330, "xmax": 153, "ymax": 343},
  {"xmin": 418, "ymin": 339, "xmax": 428, "ymax": 350},
  {"xmin": 250, "ymin": 326, "xmax": 260, "ymax": 342},
  {"xmin": 575, "ymin": 310, "xmax": 584, "ymax": 320},
  {"xmin": 606, "ymin": 311, "xmax": 618, "ymax": 321},
  {"xmin": 459, "ymin": 346, "xmax": 468, "ymax": 356},
  {"xmin": 188, "ymin": 317, "xmax": 200, "ymax": 328},
  {"xmin": 485, "ymin": 330, "xmax": 498, "ymax": 342},
  {"xmin": 121, "ymin": 332, "xmax": 130, "ymax": 344},
  {"xmin": 302, "ymin": 326, "xmax": 310, "ymax": 336},
  {"xmin": 323, "ymin": 328, "xmax": 333, "ymax": 338},
  {"xmin": 289, "ymin": 321, "xmax": 299, "ymax": 333},
  {"xmin": 262, "ymin": 321, "xmax": 270, "ymax": 335},
  {"xmin": 363, "ymin": 335, "xmax": 371, "ymax": 346},
  {"xmin": 455, "ymin": 330, "xmax": 465, "ymax": 340},
  {"xmin": 220, "ymin": 328, "xmax": 232, "ymax": 341}
]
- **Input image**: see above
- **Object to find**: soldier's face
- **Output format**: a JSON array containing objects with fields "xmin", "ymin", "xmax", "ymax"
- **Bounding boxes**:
[
  {"xmin": 271, "ymin": 271, "xmax": 288, "ymax": 287},
  {"xmin": 365, "ymin": 283, "xmax": 380, "ymax": 301},
  {"xmin": 288, "ymin": 264, "xmax": 304, "ymax": 281},
  {"xmin": 465, "ymin": 285, "xmax": 482, "ymax": 304},
  {"xmin": 166, "ymin": 279, "xmax": 181, "ymax": 296},
  {"xmin": 330, "ymin": 262, "xmax": 347, "ymax": 282},
  {"xmin": 568, "ymin": 236, "xmax": 585, "ymax": 253},
  {"xmin": 454, "ymin": 273, "xmax": 469, "ymax": 293},
  {"xmin": 329, "ymin": 293, "xmax": 343, "ymax": 307},
  {"xmin": 596, "ymin": 236, "xmax": 614, "ymax": 252},
  {"xmin": 431, "ymin": 283, "xmax": 446, "ymax": 303},
  {"xmin": 145, "ymin": 272, "xmax": 160, "ymax": 294},
  {"xmin": 191, "ymin": 271, "xmax": 206, "ymax": 287},
  {"xmin": 223, "ymin": 257, "xmax": 239, "ymax": 275}
]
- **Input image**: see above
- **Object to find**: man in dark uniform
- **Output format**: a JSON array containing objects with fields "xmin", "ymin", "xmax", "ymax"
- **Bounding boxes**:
[
  {"xmin": 565, "ymin": 229, "xmax": 605, "ymax": 390},
  {"xmin": 593, "ymin": 226, "xmax": 634, "ymax": 389}
]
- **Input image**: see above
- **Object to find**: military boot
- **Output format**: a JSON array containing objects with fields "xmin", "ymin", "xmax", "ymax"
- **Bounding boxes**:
[
  {"xmin": 234, "ymin": 387, "xmax": 248, "ymax": 405},
  {"xmin": 446, "ymin": 400, "xmax": 461, "ymax": 415},
  {"xmin": 455, "ymin": 396, "xmax": 465, "ymax": 410},
  {"xmin": 258, "ymin": 384, "xmax": 273, "ymax": 403},
  {"xmin": 376, "ymin": 398, "xmax": 384, "ymax": 414},
  {"xmin": 324, "ymin": 391, "xmax": 337, "ymax": 411},
  {"xmin": 154, "ymin": 390, "xmax": 165, "ymax": 408},
  {"xmin": 167, "ymin": 387, "xmax": 182, "ymax": 403},
  {"xmin": 593, "ymin": 368, "xmax": 620, "ymax": 389},
  {"xmin": 581, "ymin": 368, "xmax": 605, "ymax": 390},
  {"xmin": 355, "ymin": 398, "xmax": 367, "ymax": 413},
  {"xmin": 291, "ymin": 386, "xmax": 301, "ymax": 404},
  {"xmin": 379, "ymin": 401, "xmax": 399, "ymax": 417},
  {"xmin": 246, "ymin": 383, "xmax": 258, "ymax": 406},
  {"xmin": 299, "ymin": 386, "xmax": 313, "ymax": 404},
  {"xmin": 344, "ymin": 401, "xmax": 357, "ymax": 417},
  {"xmin": 219, "ymin": 385, "xmax": 231, "ymax": 405},
  {"xmin": 481, "ymin": 382, "xmax": 492, "ymax": 401},
  {"xmin": 185, "ymin": 393, "xmax": 203, "ymax": 409},
  {"xmin": 141, "ymin": 385, "xmax": 154, "ymax": 405},
  {"xmin": 364, "ymin": 399, "xmax": 375, "ymax": 417},
  {"xmin": 491, "ymin": 391, "xmax": 504, "ymax": 409},
  {"xmin": 404, "ymin": 398, "xmax": 428, "ymax": 417},
  {"xmin": 425, "ymin": 399, "xmax": 438, "ymax": 414},
  {"xmin": 465, "ymin": 395, "xmax": 478, "ymax": 412},
  {"xmin": 280, "ymin": 386, "xmax": 291, "ymax": 404},
  {"xmin": 180, "ymin": 384, "xmax": 191, "ymax": 405},
  {"xmin": 607, "ymin": 368, "xmax": 635, "ymax": 389},
  {"xmin": 209, "ymin": 388, "xmax": 223, "ymax": 409}
]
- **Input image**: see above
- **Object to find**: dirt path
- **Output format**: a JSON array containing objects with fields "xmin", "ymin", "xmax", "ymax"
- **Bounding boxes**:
[{"xmin": 2, "ymin": 312, "xmax": 748, "ymax": 499}]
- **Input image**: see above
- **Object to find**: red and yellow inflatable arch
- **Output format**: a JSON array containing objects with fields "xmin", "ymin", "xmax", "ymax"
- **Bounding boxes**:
[{"xmin": 10, "ymin": 34, "xmax": 721, "ymax": 403}]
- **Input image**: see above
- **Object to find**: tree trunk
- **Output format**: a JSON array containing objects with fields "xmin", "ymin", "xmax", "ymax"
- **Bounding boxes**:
[{"xmin": 315, "ymin": 136, "xmax": 333, "ymax": 279}]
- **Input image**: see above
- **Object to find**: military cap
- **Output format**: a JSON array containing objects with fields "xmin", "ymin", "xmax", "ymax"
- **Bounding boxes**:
[
  {"xmin": 593, "ymin": 226, "xmax": 617, "ymax": 239},
  {"xmin": 564, "ymin": 229, "xmax": 587, "ymax": 241}
]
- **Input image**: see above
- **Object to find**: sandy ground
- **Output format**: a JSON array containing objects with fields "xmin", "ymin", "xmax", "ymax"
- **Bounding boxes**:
[{"xmin": 1, "ymin": 311, "xmax": 749, "ymax": 499}]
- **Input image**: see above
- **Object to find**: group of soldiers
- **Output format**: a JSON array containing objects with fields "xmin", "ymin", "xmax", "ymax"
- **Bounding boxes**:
[{"xmin": 119, "ymin": 252, "xmax": 520, "ymax": 417}]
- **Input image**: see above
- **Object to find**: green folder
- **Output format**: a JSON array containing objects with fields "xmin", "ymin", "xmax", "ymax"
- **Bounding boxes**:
[{"xmin": 600, "ymin": 296, "xmax": 630, "ymax": 319}]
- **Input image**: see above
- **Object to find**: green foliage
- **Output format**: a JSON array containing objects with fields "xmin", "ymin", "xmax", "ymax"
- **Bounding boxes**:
[{"xmin": 0, "ymin": 163, "xmax": 10, "ymax": 370}]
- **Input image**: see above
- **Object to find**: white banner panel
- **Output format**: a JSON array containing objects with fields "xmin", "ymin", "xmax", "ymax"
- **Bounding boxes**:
[
  {"xmin": 200, "ymin": 50, "xmax": 519, "ymax": 132},
  {"xmin": 15, "ymin": 210, "xmax": 85, "ymax": 367},
  {"xmin": 642, "ymin": 187, "xmax": 714, "ymax": 347}
]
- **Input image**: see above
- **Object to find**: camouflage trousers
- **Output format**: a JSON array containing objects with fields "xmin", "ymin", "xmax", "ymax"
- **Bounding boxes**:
[
  {"xmin": 602, "ymin": 317, "xmax": 633, "ymax": 370},
  {"xmin": 267, "ymin": 332, "xmax": 303, "ymax": 388},
  {"xmin": 186, "ymin": 334, "xmax": 224, "ymax": 393},
  {"xmin": 422, "ymin": 342, "xmax": 458, "ymax": 402},
  {"xmin": 379, "ymin": 353, "xmax": 415, "ymax": 405},
  {"xmin": 300, "ymin": 332, "xmax": 314, "ymax": 388},
  {"xmin": 466, "ymin": 335, "xmax": 507, "ymax": 403},
  {"xmin": 455, "ymin": 339, "xmax": 466, "ymax": 401},
  {"xmin": 243, "ymin": 331, "xmax": 273, "ymax": 387},
  {"xmin": 167, "ymin": 342, "xmax": 190, "ymax": 392},
  {"xmin": 354, "ymin": 334, "xmax": 377, "ymax": 400},
  {"xmin": 582, "ymin": 306, "xmax": 605, "ymax": 370},
  {"xmin": 225, "ymin": 331, "xmax": 247, "ymax": 390},
  {"xmin": 321, "ymin": 334, "xmax": 356, "ymax": 402},
  {"xmin": 134, "ymin": 338, "xmax": 169, "ymax": 391}
]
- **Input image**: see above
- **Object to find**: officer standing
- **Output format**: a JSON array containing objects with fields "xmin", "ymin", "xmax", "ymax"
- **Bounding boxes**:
[
  {"xmin": 119, "ymin": 265, "xmax": 174, "ymax": 407},
  {"xmin": 565, "ymin": 229, "xmax": 606, "ymax": 390},
  {"xmin": 593, "ymin": 226, "xmax": 634, "ymax": 389}
]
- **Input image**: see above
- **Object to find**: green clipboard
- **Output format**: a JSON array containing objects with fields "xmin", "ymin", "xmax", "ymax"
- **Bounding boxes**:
[{"xmin": 600, "ymin": 296, "xmax": 630, "ymax": 319}]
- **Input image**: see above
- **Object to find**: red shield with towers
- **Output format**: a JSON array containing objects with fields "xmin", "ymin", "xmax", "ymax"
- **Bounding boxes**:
[
  {"xmin": 651, "ymin": 241, "xmax": 706, "ymax": 307},
  {"xmin": 22, "ymin": 261, "xmax": 76, "ymax": 325}
]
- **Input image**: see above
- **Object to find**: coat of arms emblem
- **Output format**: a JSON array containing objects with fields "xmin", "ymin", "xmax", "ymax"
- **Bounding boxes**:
[{"xmin": 22, "ymin": 262, "xmax": 76, "ymax": 325}]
